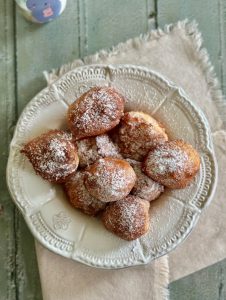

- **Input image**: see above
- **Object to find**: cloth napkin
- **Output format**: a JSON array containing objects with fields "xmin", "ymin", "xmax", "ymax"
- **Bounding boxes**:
[
  {"xmin": 36, "ymin": 243, "xmax": 169, "ymax": 300},
  {"xmin": 36, "ymin": 20, "xmax": 226, "ymax": 299}
]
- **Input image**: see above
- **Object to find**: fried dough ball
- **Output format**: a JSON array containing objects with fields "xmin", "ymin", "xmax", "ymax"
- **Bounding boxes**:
[
  {"xmin": 21, "ymin": 130, "xmax": 79, "ymax": 183},
  {"xmin": 143, "ymin": 140, "xmax": 201, "ymax": 189},
  {"xmin": 102, "ymin": 195, "xmax": 150, "ymax": 241},
  {"xmin": 64, "ymin": 171, "xmax": 106, "ymax": 215},
  {"xmin": 67, "ymin": 87, "xmax": 125, "ymax": 140},
  {"xmin": 84, "ymin": 158, "xmax": 136, "ymax": 202},
  {"xmin": 76, "ymin": 134, "xmax": 121, "ymax": 168},
  {"xmin": 127, "ymin": 159, "xmax": 164, "ymax": 201},
  {"xmin": 116, "ymin": 111, "xmax": 168, "ymax": 161}
]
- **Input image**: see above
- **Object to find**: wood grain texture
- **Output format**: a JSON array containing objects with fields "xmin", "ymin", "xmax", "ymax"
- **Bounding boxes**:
[
  {"xmin": 11, "ymin": 2, "xmax": 155, "ymax": 300},
  {"xmin": 157, "ymin": 0, "xmax": 223, "ymax": 91},
  {"xmin": 15, "ymin": 1, "xmax": 80, "ymax": 113},
  {"xmin": 0, "ymin": 1, "xmax": 17, "ymax": 299},
  {"xmin": 170, "ymin": 258, "xmax": 226, "ymax": 300},
  {"xmin": 219, "ymin": 0, "xmax": 226, "ymax": 95},
  {"xmin": 1, "ymin": 0, "xmax": 225, "ymax": 299},
  {"xmin": 13, "ymin": 2, "xmax": 81, "ymax": 299},
  {"xmin": 14, "ymin": 214, "xmax": 42, "ymax": 300},
  {"xmin": 146, "ymin": 0, "xmax": 157, "ymax": 30},
  {"xmin": 158, "ymin": 0, "xmax": 226, "ymax": 297},
  {"xmin": 84, "ymin": 0, "xmax": 151, "ymax": 55}
]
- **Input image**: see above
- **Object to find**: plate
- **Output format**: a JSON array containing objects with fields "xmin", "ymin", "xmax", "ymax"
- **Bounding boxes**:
[{"xmin": 7, "ymin": 65, "xmax": 217, "ymax": 268}]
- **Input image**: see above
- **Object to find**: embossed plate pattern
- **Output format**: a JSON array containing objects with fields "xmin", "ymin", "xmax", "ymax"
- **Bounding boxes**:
[{"xmin": 7, "ymin": 65, "xmax": 217, "ymax": 268}]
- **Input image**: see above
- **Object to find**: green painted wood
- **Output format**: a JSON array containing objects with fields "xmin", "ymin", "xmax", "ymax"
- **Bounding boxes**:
[
  {"xmin": 0, "ymin": 0, "xmax": 224, "ymax": 299},
  {"xmin": 170, "ymin": 258, "xmax": 226, "ymax": 300},
  {"xmin": 0, "ymin": 1, "xmax": 17, "ymax": 299},
  {"xmin": 14, "ymin": 2, "xmax": 81, "ymax": 300},
  {"xmin": 219, "ymin": 0, "xmax": 226, "ymax": 95},
  {"xmin": 15, "ymin": 1, "xmax": 80, "ymax": 113},
  {"xmin": 84, "ymin": 0, "xmax": 153, "ymax": 55},
  {"xmin": 158, "ymin": 1, "xmax": 226, "ymax": 298},
  {"xmin": 157, "ymin": 0, "xmax": 223, "ymax": 92},
  {"xmin": 147, "ymin": 0, "xmax": 157, "ymax": 30},
  {"xmin": 14, "ymin": 2, "xmax": 81, "ymax": 299},
  {"xmin": 12, "ymin": 2, "xmax": 155, "ymax": 299},
  {"xmin": 14, "ymin": 214, "xmax": 42, "ymax": 300}
]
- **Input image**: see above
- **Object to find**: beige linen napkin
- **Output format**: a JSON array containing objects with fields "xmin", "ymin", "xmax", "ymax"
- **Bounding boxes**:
[
  {"xmin": 169, "ymin": 129, "xmax": 226, "ymax": 281},
  {"xmin": 36, "ymin": 243, "xmax": 169, "ymax": 300},
  {"xmin": 37, "ymin": 19, "xmax": 226, "ymax": 298}
]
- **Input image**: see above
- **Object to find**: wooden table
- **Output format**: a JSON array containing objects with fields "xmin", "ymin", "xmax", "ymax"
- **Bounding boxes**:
[{"xmin": 1, "ymin": 1, "xmax": 225, "ymax": 299}]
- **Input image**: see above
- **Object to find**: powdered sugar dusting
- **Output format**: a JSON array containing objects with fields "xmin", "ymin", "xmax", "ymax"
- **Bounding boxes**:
[
  {"xmin": 118, "ymin": 200, "xmax": 145, "ymax": 233},
  {"xmin": 103, "ymin": 196, "xmax": 150, "ymax": 240},
  {"xmin": 76, "ymin": 134, "xmax": 121, "ymax": 168},
  {"xmin": 38, "ymin": 138, "xmax": 72, "ymax": 179},
  {"xmin": 54, "ymin": 130, "xmax": 73, "ymax": 141},
  {"xmin": 143, "ymin": 141, "xmax": 198, "ymax": 188},
  {"xmin": 64, "ymin": 171, "xmax": 106, "ymax": 215},
  {"xmin": 127, "ymin": 159, "xmax": 164, "ymax": 201},
  {"xmin": 48, "ymin": 138, "xmax": 67, "ymax": 162},
  {"xmin": 85, "ymin": 158, "xmax": 136, "ymax": 202},
  {"xmin": 68, "ymin": 87, "xmax": 124, "ymax": 139},
  {"xmin": 96, "ymin": 135, "xmax": 122, "ymax": 159},
  {"xmin": 76, "ymin": 138, "xmax": 100, "ymax": 167},
  {"xmin": 22, "ymin": 130, "xmax": 78, "ymax": 182},
  {"xmin": 76, "ymin": 90, "xmax": 118, "ymax": 128},
  {"xmin": 147, "ymin": 147, "xmax": 189, "ymax": 176},
  {"xmin": 118, "ymin": 112, "xmax": 168, "ymax": 161}
]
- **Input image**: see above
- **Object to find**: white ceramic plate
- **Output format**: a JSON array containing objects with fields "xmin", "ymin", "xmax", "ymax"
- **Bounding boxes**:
[{"xmin": 7, "ymin": 65, "xmax": 217, "ymax": 268}]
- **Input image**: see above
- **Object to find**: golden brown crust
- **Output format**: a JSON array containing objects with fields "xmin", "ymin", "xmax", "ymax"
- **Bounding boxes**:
[
  {"xmin": 143, "ymin": 140, "xmax": 201, "ymax": 189},
  {"xmin": 67, "ymin": 87, "xmax": 125, "ymax": 140},
  {"xmin": 84, "ymin": 158, "xmax": 136, "ymax": 202},
  {"xmin": 76, "ymin": 134, "xmax": 122, "ymax": 168},
  {"xmin": 126, "ymin": 159, "xmax": 164, "ymax": 201},
  {"xmin": 21, "ymin": 130, "xmax": 79, "ymax": 183},
  {"xmin": 64, "ymin": 171, "xmax": 106, "ymax": 216},
  {"xmin": 116, "ymin": 111, "xmax": 168, "ymax": 161},
  {"xmin": 102, "ymin": 195, "xmax": 150, "ymax": 241}
]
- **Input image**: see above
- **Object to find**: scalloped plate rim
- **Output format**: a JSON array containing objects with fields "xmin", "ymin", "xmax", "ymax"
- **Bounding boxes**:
[{"xmin": 6, "ymin": 64, "xmax": 218, "ymax": 269}]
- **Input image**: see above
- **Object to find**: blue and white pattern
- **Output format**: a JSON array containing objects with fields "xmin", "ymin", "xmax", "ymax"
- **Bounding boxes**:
[{"xmin": 16, "ymin": 0, "xmax": 67, "ymax": 23}]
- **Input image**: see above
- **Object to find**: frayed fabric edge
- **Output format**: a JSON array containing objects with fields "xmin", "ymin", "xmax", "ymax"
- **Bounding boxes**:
[
  {"xmin": 152, "ymin": 255, "xmax": 170, "ymax": 300},
  {"xmin": 41, "ymin": 19, "xmax": 226, "ymax": 300},
  {"xmin": 44, "ymin": 19, "xmax": 225, "ymax": 125}
]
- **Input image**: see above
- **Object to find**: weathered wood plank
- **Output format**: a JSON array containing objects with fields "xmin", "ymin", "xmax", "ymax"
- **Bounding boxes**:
[
  {"xmin": 170, "ymin": 258, "xmax": 226, "ymax": 300},
  {"xmin": 147, "ymin": 0, "xmax": 157, "ymax": 30},
  {"xmin": 15, "ymin": 214, "xmax": 42, "ymax": 300},
  {"xmin": 84, "ymin": 0, "xmax": 152, "ymax": 55},
  {"xmin": 15, "ymin": 1, "xmax": 80, "ymax": 113},
  {"xmin": 11, "ymin": 0, "xmax": 226, "ymax": 298},
  {"xmin": 14, "ymin": 2, "xmax": 81, "ymax": 299},
  {"xmin": 219, "ymin": 0, "xmax": 226, "ymax": 95},
  {"xmin": 0, "ymin": 1, "xmax": 17, "ymax": 299},
  {"xmin": 13, "ymin": 2, "xmax": 156, "ymax": 299},
  {"xmin": 158, "ymin": 1, "xmax": 226, "ymax": 298},
  {"xmin": 0, "ymin": 0, "xmax": 224, "ymax": 299},
  {"xmin": 157, "ymin": 0, "xmax": 222, "ymax": 90}
]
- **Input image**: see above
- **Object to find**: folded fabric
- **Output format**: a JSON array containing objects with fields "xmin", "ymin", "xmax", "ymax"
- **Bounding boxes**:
[
  {"xmin": 36, "ymin": 19, "xmax": 226, "ymax": 300},
  {"xmin": 36, "ymin": 242, "xmax": 169, "ymax": 300},
  {"xmin": 45, "ymin": 19, "xmax": 226, "ymax": 281}
]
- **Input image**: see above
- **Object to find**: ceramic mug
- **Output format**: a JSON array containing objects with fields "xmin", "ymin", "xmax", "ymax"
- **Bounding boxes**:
[{"xmin": 16, "ymin": 0, "xmax": 67, "ymax": 23}]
